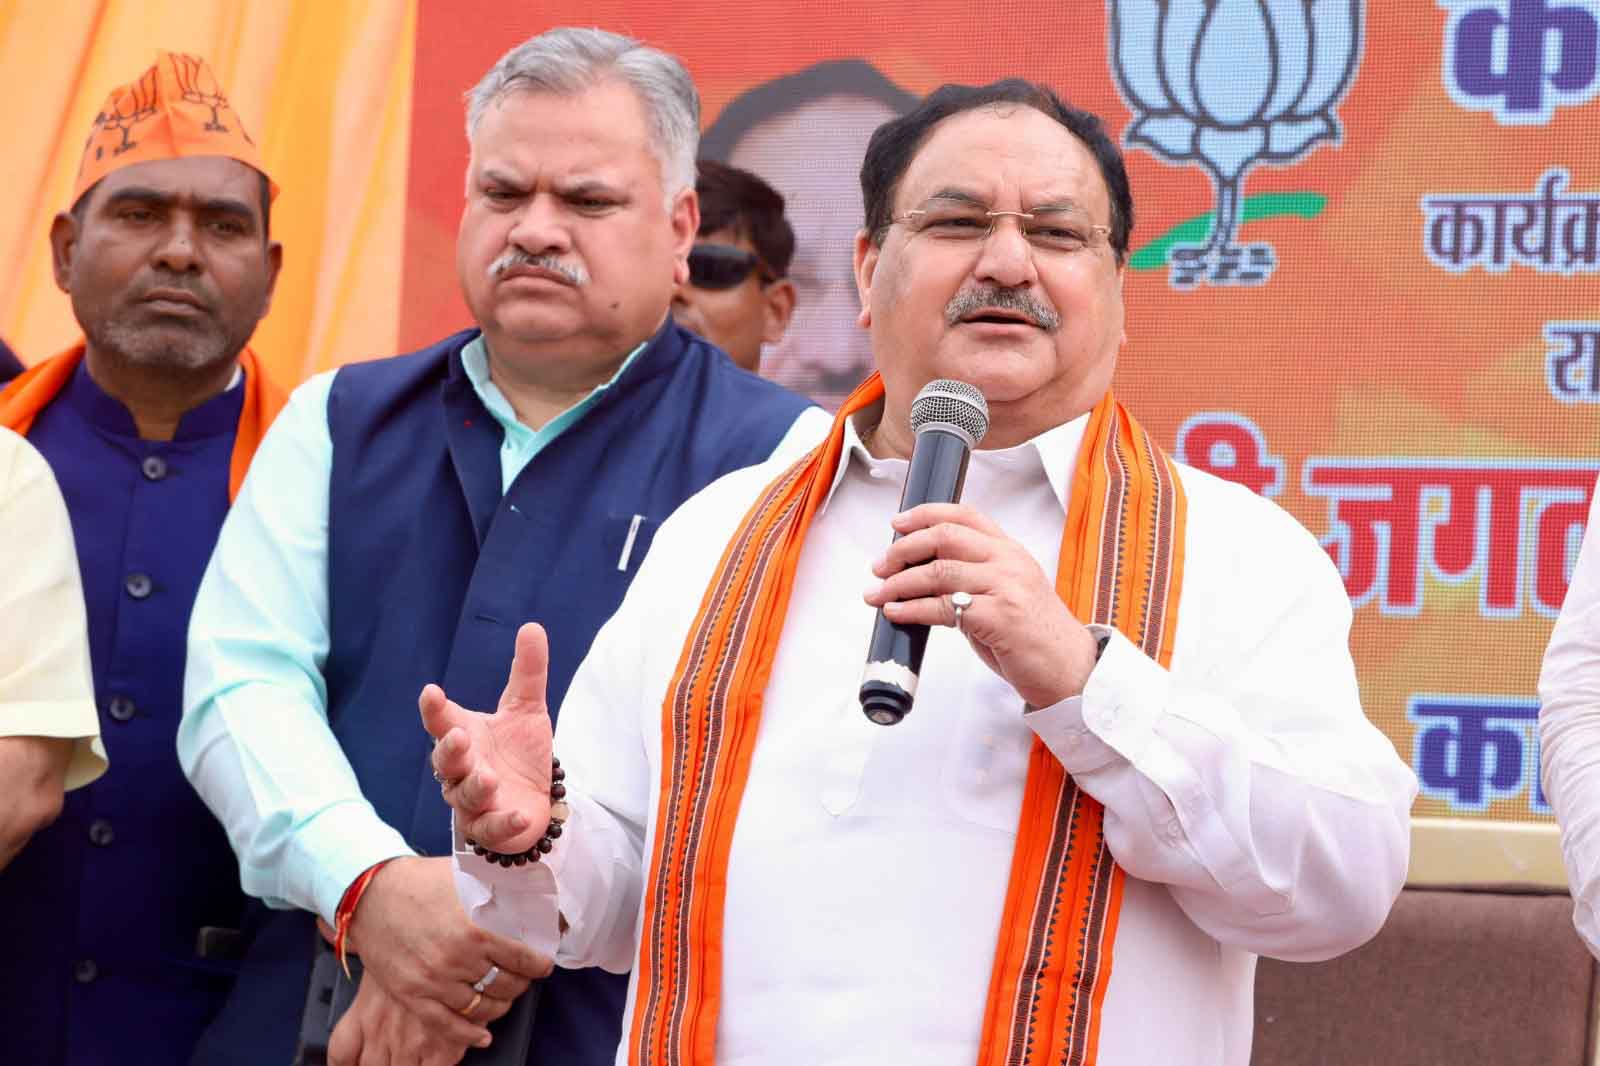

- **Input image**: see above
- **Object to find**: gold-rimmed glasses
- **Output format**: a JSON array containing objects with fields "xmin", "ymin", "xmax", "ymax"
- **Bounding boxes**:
[{"xmin": 890, "ymin": 198, "xmax": 1111, "ymax": 255}]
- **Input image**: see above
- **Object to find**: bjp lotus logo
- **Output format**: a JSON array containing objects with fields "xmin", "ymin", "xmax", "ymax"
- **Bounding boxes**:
[{"xmin": 1109, "ymin": 1, "xmax": 1364, "ymax": 289}]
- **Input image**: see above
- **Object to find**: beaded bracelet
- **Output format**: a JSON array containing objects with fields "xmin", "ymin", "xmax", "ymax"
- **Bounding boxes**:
[{"xmin": 466, "ymin": 756, "xmax": 570, "ymax": 867}]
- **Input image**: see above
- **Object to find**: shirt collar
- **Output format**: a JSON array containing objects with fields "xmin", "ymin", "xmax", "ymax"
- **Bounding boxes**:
[
  {"xmin": 819, "ymin": 401, "xmax": 1091, "ymax": 516},
  {"xmin": 458, "ymin": 333, "xmax": 648, "ymax": 442},
  {"xmin": 63, "ymin": 358, "xmax": 245, "ymax": 441}
]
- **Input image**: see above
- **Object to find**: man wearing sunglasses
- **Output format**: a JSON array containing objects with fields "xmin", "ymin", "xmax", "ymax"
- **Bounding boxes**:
[{"xmin": 671, "ymin": 160, "xmax": 797, "ymax": 374}]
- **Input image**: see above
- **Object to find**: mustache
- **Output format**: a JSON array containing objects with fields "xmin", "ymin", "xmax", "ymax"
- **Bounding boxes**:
[
  {"xmin": 137, "ymin": 281, "xmax": 210, "ymax": 308},
  {"xmin": 488, "ymin": 248, "xmax": 589, "ymax": 286},
  {"xmin": 944, "ymin": 286, "xmax": 1061, "ymax": 332}
]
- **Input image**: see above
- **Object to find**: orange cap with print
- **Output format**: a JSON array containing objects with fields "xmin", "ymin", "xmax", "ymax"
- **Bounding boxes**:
[{"xmin": 72, "ymin": 51, "xmax": 277, "ymax": 206}]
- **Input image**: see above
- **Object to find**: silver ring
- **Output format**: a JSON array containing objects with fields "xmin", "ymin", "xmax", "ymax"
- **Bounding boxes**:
[
  {"xmin": 951, "ymin": 590, "xmax": 973, "ymax": 631},
  {"xmin": 432, "ymin": 767, "xmax": 446, "ymax": 784},
  {"xmin": 472, "ymin": 964, "xmax": 500, "ymax": 994}
]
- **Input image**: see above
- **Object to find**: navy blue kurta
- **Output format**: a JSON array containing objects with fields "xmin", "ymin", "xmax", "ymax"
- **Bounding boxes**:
[{"xmin": 0, "ymin": 363, "xmax": 249, "ymax": 1065}]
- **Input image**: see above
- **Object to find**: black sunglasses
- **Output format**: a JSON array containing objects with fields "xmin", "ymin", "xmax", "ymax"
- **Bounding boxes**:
[{"xmin": 687, "ymin": 243, "xmax": 776, "ymax": 290}]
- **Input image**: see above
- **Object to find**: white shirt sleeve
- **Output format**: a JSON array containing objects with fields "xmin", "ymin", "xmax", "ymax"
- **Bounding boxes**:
[
  {"xmin": 1026, "ymin": 487, "xmax": 1417, "ymax": 963},
  {"xmin": 178, "ymin": 371, "xmax": 413, "ymax": 924},
  {"xmin": 1540, "ymin": 473, "xmax": 1600, "ymax": 958}
]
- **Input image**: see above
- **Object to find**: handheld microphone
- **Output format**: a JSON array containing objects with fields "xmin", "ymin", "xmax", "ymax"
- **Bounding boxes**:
[{"xmin": 859, "ymin": 379, "xmax": 990, "ymax": 726}]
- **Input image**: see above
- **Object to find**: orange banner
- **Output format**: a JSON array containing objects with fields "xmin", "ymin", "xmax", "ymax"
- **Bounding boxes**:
[
  {"xmin": 0, "ymin": 0, "xmax": 415, "ymax": 386},
  {"xmin": 403, "ymin": 0, "xmax": 1600, "ymax": 823}
]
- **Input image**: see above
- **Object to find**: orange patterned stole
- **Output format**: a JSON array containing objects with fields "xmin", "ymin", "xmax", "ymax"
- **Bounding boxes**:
[
  {"xmin": 630, "ymin": 372, "xmax": 1187, "ymax": 1066},
  {"xmin": 0, "ymin": 341, "xmax": 286, "ymax": 502}
]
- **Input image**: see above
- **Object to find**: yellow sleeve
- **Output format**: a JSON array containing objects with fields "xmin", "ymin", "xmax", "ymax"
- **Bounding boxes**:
[{"xmin": 0, "ymin": 427, "xmax": 105, "ymax": 789}]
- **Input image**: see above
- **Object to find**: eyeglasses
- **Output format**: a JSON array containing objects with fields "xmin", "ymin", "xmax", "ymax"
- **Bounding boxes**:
[
  {"xmin": 687, "ymin": 243, "xmax": 776, "ymax": 290},
  {"xmin": 890, "ymin": 200, "xmax": 1111, "ymax": 255}
]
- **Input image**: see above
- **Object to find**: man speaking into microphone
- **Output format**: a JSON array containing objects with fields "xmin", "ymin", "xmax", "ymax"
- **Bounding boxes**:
[{"xmin": 422, "ymin": 80, "xmax": 1417, "ymax": 1066}]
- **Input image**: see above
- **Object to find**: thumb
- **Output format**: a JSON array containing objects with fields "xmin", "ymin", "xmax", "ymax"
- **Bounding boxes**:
[
  {"xmin": 500, "ymin": 622, "xmax": 551, "ymax": 717},
  {"xmin": 418, "ymin": 682, "xmax": 474, "ymax": 740}
]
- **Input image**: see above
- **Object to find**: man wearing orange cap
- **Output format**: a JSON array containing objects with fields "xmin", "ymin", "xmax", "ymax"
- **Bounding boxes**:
[{"xmin": 0, "ymin": 51, "xmax": 283, "ymax": 1066}]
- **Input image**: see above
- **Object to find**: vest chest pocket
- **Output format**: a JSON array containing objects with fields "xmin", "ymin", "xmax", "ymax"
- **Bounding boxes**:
[{"xmin": 604, "ymin": 512, "xmax": 660, "ymax": 575}]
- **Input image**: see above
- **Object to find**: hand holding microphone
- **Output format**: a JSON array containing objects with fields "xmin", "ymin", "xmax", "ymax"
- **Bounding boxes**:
[
  {"xmin": 860, "ymin": 380, "xmax": 1103, "ymax": 722},
  {"xmin": 858, "ymin": 380, "xmax": 989, "ymax": 725}
]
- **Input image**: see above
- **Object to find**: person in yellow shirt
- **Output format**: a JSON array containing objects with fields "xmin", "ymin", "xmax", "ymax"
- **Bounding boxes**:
[{"xmin": 0, "ymin": 425, "xmax": 103, "ymax": 871}]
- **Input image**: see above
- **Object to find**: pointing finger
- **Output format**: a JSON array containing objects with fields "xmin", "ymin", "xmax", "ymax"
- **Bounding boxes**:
[{"xmin": 500, "ymin": 624, "xmax": 551, "ymax": 717}]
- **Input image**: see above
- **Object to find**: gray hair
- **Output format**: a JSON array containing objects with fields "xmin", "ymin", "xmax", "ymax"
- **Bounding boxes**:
[{"xmin": 465, "ymin": 27, "xmax": 700, "ymax": 199}]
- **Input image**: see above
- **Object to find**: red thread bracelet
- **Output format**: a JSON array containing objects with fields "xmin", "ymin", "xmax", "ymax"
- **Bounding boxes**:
[{"xmin": 333, "ymin": 858, "xmax": 395, "ymax": 978}]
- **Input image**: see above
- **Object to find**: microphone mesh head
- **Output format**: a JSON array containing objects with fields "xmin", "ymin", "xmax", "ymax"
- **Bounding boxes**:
[{"xmin": 910, "ymin": 379, "xmax": 989, "ymax": 446}]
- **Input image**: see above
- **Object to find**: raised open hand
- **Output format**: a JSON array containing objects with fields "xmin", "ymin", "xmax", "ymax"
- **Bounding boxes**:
[{"xmin": 420, "ymin": 623, "xmax": 554, "ymax": 853}]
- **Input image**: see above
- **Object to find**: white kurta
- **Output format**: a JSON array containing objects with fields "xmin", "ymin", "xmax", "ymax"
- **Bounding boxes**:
[
  {"xmin": 1540, "ymin": 473, "xmax": 1600, "ymax": 957},
  {"xmin": 456, "ymin": 411, "xmax": 1417, "ymax": 1066}
]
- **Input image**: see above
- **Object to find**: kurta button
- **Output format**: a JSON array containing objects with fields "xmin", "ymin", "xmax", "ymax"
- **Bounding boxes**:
[
  {"xmin": 125, "ymin": 573, "xmax": 153, "ymax": 599},
  {"xmin": 141, "ymin": 455, "xmax": 168, "ymax": 481},
  {"xmin": 89, "ymin": 819, "xmax": 115, "ymax": 847},
  {"xmin": 73, "ymin": 959, "xmax": 98, "ymax": 984},
  {"xmin": 108, "ymin": 696, "xmax": 136, "ymax": 722}
]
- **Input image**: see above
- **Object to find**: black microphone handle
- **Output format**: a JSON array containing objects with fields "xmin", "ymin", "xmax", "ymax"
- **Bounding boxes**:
[{"xmin": 860, "ymin": 427, "xmax": 973, "ymax": 725}]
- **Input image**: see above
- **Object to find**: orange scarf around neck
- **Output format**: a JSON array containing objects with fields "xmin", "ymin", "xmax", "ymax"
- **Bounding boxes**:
[
  {"xmin": 630, "ymin": 372, "xmax": 1188, "ymax": 1066},
  {"xmin": 0, "ymin": 341, "xmax": 286, "ymax": 502}
]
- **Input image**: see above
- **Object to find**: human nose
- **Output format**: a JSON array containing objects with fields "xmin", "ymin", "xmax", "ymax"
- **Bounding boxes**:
[
  {"xmin": 972, "ymin": 213, "xmax": 1036, "ymax": 289},
  {"xmin": 151, "ymin": 215, "xmax": 202, "ymax": 274},
  {"xmin": 506, "ymin": 195, "xmax": 572, "ymax": 257}
]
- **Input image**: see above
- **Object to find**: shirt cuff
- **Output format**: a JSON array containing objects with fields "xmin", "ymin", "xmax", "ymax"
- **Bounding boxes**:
[
  {"xmin": 451, "ymin": 814, "xmax": 562, "ymax": 959},
  {"xmin": 1025, "ymin": 628, "xmax": 1169, "ymax": 774},
  {"xmin": 1079, "ymin": 627, "xmax": 1171, "ymax": 763},
  {"xmin": 293, "ymin": 802, "xmax": 416, "ymax": 923}
]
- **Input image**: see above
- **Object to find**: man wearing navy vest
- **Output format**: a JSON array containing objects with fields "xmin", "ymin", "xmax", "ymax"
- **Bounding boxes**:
[
  {"xmin": 0, "ymin": 52, "xmax": 286, "ymax": 1066},
  {"xmin": 180, "ymin": 27, "xmax": 826, "ymax": 1066}
]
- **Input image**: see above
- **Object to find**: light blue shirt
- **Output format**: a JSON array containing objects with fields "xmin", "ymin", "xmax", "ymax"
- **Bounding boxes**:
[
  {"xmin": 178, "ymin": 339, "xmax": 830, "ymax": 921},
  {"xmin": 461, "ymin": 335, "xmax": 646, "ymax": 491}
]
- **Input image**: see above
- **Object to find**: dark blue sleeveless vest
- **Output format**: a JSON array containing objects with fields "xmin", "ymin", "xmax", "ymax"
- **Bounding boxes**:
[{"xmin": 191, "ymin": 321, "xmax": 811, "ymax": 1066}]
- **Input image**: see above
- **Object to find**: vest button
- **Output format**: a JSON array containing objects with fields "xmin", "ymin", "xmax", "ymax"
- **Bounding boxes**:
[
  {"xmin": 88, "ymin": 819, "xmax": 115, "ymax": 847},
  {"xmin": 74, "ymin": 959, "xmax": 98, "ymax": 983},
  {"xmin": 108, "ymin": 696, "xmax": 137, "ymax": 722},
  {"xmin": 141, "ymin": 455, "xmax": 169, "ymax": 481},
  {"xmin": 124, "ymin": 573, "xmax": 153, "ymax": 599}
]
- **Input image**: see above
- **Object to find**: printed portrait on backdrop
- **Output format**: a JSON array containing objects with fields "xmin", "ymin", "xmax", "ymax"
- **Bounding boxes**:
[
  {"xmin": 701, "ymin": 60, "xmax": 917, "ymax": 410},
  {"xmin": 400, "ymin": 1, "xmax": 1600, "ymax": 829}
]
